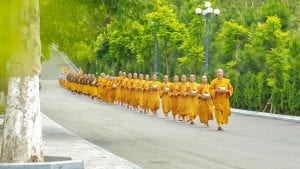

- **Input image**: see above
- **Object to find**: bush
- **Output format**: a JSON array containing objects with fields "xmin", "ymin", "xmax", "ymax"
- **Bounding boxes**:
[{"xmin": 0, "ymin": 105, "xmax": 5, "ymax": 115}]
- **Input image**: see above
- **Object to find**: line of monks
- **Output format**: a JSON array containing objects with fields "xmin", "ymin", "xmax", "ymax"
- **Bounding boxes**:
[{"xmin": 59, "ymin": 68, "xmax": 233, "ymax": 131}]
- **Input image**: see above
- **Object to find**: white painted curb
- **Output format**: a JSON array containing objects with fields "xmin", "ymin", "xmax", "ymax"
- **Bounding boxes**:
[{"xmin": 231, "ymin": 108, "xmax": 300, "ymax": 123}]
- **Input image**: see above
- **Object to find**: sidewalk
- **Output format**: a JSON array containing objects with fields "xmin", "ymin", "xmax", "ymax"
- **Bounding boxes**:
[
  {"xmin": 232, "ymin": 108, "xmax": 300, "ymax": 123},
  {"xmin": 0, "ymin": 114, "xmax": 142, "ymax": 169}
]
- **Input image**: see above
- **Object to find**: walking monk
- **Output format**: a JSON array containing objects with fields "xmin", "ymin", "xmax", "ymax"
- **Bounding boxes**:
[
  {"xmin": 198, "ymin": 75, "xmax": 213, "ymax": 127},
  {"xmin": 170, "ymin": 75, "xmax": 180, "ymax": 120},
  {"xmin": 142, "ymin": 74, "xmax": 150, "ymax": 114},
  {"xmin": 160, "ymin": 75, "xmax": 172, "ymax": 118},
  {"xmin": 116, "ymin": 71, "xmax": 123, "ymax": 104},
  {"xmin": 177, "ymin": 75, "xmax": 189, "ymax": 122},
  {"xmin": 137, "ymin": 74, "xmax": 144, "ymax": 113},
  {"xmin": 148, "ymin": 74, "xmax": 161, "ymax": 116},
  {"xmin": 131, "ymin": 73, "xmax": 139, "ymax": 110},
  {"xmin": 187, "ymin": 74, "xmax": 199, "ymax": 125},
  {"xmin": 210, "ymin": 69, "xmax": 233, "ymax": 131}
]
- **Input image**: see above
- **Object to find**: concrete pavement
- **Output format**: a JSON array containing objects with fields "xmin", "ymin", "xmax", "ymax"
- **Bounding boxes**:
[
  {"xmin": 40, "ymin": 80, "xmax": 300, "ymax": 169},
  {"xmin": 0, "ymin": 112, "xmax": 142, "ymax": 169},
  {"xmin": 38, "ymin": 46, "xmax": 300, "ymax": 169},
  {"xmin": 42, "ymin": 112, "xmax": 142, "ymax": 169}
]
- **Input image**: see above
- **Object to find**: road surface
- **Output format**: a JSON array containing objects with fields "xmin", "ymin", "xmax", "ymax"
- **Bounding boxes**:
[{"xmin": 40, "ymin": 47, "xmax": 300, "ymax": 169}]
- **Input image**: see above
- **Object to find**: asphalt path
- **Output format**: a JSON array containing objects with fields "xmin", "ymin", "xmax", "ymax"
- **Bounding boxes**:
[{"xmin": 40, "ymin": 47, "xmax": 300, "ymax": 169}]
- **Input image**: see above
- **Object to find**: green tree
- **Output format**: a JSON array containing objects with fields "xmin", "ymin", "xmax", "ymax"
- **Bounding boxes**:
[
  {"xmin": 1, "ymin": 0, "xmax": 43, "ymax": 162},
  {"xmin": 146, "ymin": 4, "xmax": 187, "ymax": 75}
]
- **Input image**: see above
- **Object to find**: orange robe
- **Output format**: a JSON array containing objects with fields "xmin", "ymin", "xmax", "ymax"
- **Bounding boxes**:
[
  {"xmin": 170, "ymin": 82, "xmax": 180, "ymax": 116},
  {"xmin": 106, "ymin": 81, "xmax": 112, "ymax": 103},
  {"xmin": 160, "ymin": 82, "xmax": 172, "ymax": 114},
  {"xmin": 198, "ymin": 84, "xmax": 213, "ymax": 123},
  {"xmin": 97, "ymin": 77, "xmax": 104, "ymax": 100},
  {"xmin": 110, "ymin": 81, "xmax": 117, "ymax": 103},
  {"xmin": 116, "ymin": 76, "xmax": 123, "ymax": 102},
  {"xmin": 137, "ymin": 80, "xmax": 145, "ymax": 108},
  {"xmin": 91, "ymin": 79, "xmax": 98, "ymax": 97},
  {"xmin": 187, "ymin": 82, "xmax": 200, "ymax": 119},
  {"xmin": 120, "ymin": 78, "xmax": 128, "ymax": 104},
  {"xmin": 210, "ymin": 78, "xmax": 233, "ymax": 124},
  {"xmin": 126, "ymin": 78, "xmax": 133, "ymax": 106},
  {"xmin": 142, "ymin": 81, "xmax": 150, "ymax": 110},
  {"xmin": 130, "ymin": 79, "xmax": 139, "ymax": 107},
  {"xmin": 147, "ymin": 81, "xmax": 161, "ymax": 112},
  {"xmin": 177, "ymin": 82, "xmax": 189, "ymax": 117},
  {"xmin": 102, "ymin": 79, "xmax": 109, "ymax": 102}
]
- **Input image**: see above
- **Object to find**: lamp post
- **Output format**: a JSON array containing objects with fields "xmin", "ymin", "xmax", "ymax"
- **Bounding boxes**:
[
  {"xmin": 195, "ymin": 2, "xmax": 220, "ymax": 74},
  {"xmin": 151, "ymin": 21, "xmax": 159, "ymax": 76}
]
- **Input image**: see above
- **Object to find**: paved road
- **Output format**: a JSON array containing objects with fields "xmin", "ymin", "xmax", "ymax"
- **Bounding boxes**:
[{"xmin": 40, "ymin": 47, "xmax": 300, "ymax": 169}]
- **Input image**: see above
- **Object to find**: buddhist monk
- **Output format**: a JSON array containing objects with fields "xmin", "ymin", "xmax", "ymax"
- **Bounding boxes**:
[
  {"xmin": 147, "ymin": 74, "xmax": 161, "ymax": 116},
  {"xmin": 90, "ymin": 74, "xmax": 98, "ymax": 99},
  {"xmin": 198, "ymin": 75, "xmax": 213, "ymax": 127},
  {"xmin": 160, "ymin": 75, "xmax": 172, "ymax": 118},
  {"xmin": 97, "ymin": 73, "xmax": 105, "ymax": 101},
  {"xmin": 131, "ymin": 73, "xmax": 139, "ymax": 110},
  {"xmin": 170, "ymin": 75, "xmax": 180, "ymax": 120},
  {"xmin": 110, "ymin": 77, "xmax": 118, "ymax": 104},
  {"xmin": 142, "ymin": 74, "xmax": 150, "ymax": 114},
  {"xmin": 120, "ymin": 72, "xmax": 127, "ymax": 106},
  {"xmin": 125, "ymin": 73, "xmax": 133, "ymax": 108},
  {"xmin": 187, "ymin": 74, "xmax": 199, "ymax": 125},
  {"xmin": 210, "ymin": 69, "xmax": 233, "ymax": 131},
  {"xmin": 116, "ymin": 71, "xmax": 123, "ymax": 104},
  {"xmin": 137, "ymin": 74, "xmax": 144, "ymax": 112},
  {"xmin": 177, "ymin": 75, "xmax": 189, "ymax": 121}
]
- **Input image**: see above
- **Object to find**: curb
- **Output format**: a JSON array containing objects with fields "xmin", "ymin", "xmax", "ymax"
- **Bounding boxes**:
[
  {"xmin": 231, "ymin": 108, "xmax": 300, "ymax": 123},
  {"xmin": 0, "ymin": 160, "xmax": 84, "ymax": 169},
  {"xmin": 51, "ymin": 44, "xmax": 79, "ymax": 72},
  {"xmin": 41, "ymin": 113, "xmax": 143, "ymax": 169}
]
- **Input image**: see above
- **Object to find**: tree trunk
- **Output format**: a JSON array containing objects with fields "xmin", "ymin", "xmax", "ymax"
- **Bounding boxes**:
[
  {"xmin": 0, "ymin": 0, "xmax": 43, "ymax": 162},
  {"xmin": 164, "ymin": 40, "xmax": 169, "ymax": 76},
  {"xmin": 154, "ymin": 34, "xmax": 159, "ymax": 75}
]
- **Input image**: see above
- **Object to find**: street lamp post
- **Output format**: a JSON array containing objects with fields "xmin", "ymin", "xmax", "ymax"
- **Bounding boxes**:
[{"xmin": 195, "ymin": 2, "xmax": 220, "ymax": 74}]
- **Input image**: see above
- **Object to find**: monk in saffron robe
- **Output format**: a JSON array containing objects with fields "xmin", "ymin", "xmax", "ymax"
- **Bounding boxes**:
[
  {"xmin": 90, "ymin": 74, "xmax": 98, "ymax": 98},
  {"xmin": 131, "ymin": 73, "xmax": 139, "ymax": 110},
  {"xmin": 110, "ymin": 77, "xmax": 118, "ymax": 104},
  {"xmin": 177, "ymin": 75, "xmax": 189, "ymax": 121},
  {"xmin": 147, "ymin": 74, "xmax": 161, "ymax": 116},
  {"xmin": 210, "ymin": 69, "xmax": 233, "ymax": 131},
  {"xmin": 97, "ymin": 73, "xmax": 105, "ymax": 101},
  {"xmin": 187, "ymin": 74, "xmax": 199, "ymax": 125},
  {"xmin": 170, "ymin": 75, "xmax": 180, "ymax": 120},
  {"xmin": 105, "ymin": 76, "xmax": 112, "ymax": 103},
  {"xmin": 115, "ymin": 71, "xmax": 123, "ymax": 104},
  {"xmin": 120, "ymin": 72, "xmax": 127, "ymax": 106},
  {"xmin": 102, "ymin": 75, "xmax": 110, "ymax": 102},
  {"xmin": 160, "ymin": 75, "xmax": 172, "ymax": 118},
  {"xmin": 198, "ymin": 75, "xmax": 213, "ymax": 127},
  {"xmin": 142, "ymin": 74, "xmax": 150, "ymax": 114},
  {"xmin": 125, "ymin": 73, "xmax": 133, "ymax": 108},
  {"xmin": 137, "ymin": 74, "xmax": 144, "ymax": 112}
]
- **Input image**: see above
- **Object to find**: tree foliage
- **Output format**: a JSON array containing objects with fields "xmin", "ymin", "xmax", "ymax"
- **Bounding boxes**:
[{"xmin": 37, "ymin": 0, "xmax": 300, "ymax": 115}]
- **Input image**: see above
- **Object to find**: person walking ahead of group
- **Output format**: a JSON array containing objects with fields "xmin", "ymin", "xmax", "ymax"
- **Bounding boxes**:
[{"xmin": 210, "ymin": 69, "xmax": 233, "ymax": 131}]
